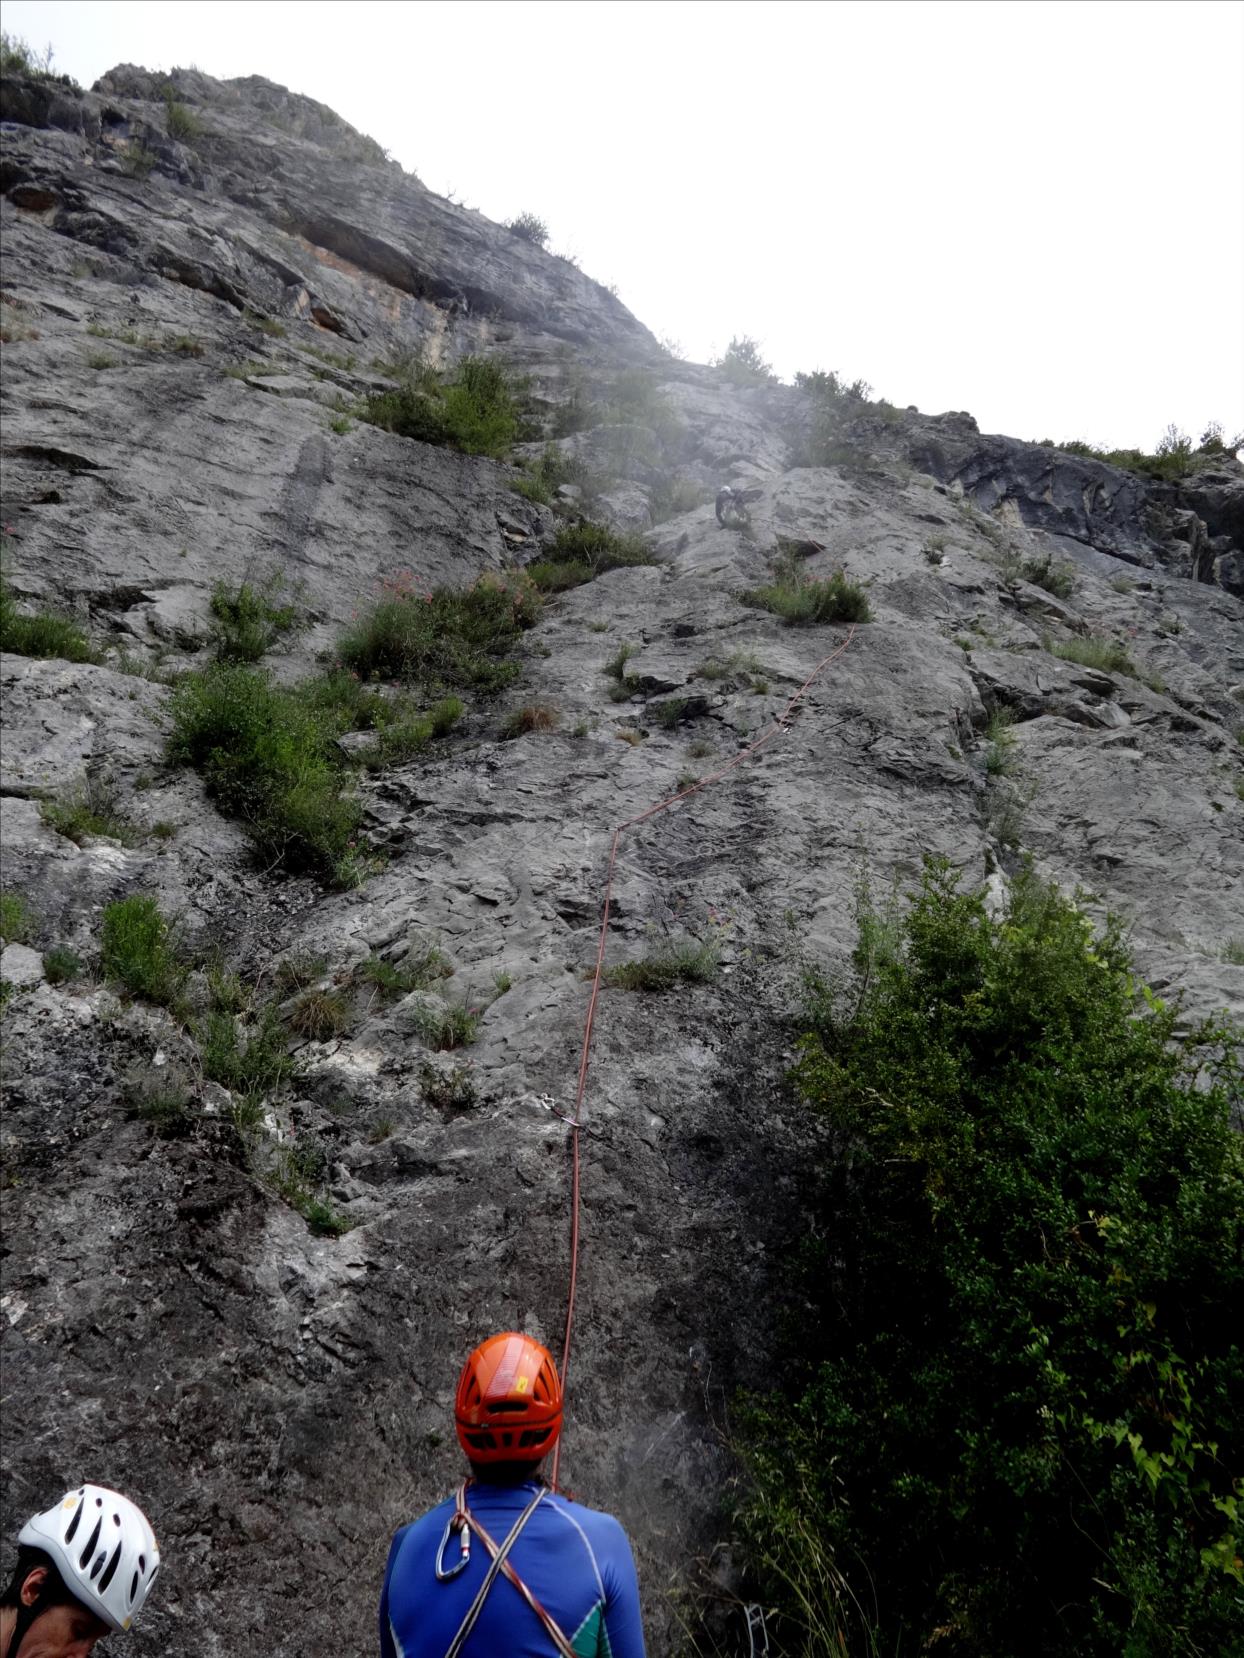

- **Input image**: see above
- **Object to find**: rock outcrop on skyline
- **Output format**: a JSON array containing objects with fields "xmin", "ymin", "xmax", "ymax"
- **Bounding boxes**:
[{"xmin": 1, "ymin": 64, "xmax": 1241, "ymax": 1657}]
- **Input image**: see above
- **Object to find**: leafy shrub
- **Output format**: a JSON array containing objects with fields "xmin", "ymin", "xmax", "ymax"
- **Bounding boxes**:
[
  {"xmin": 603, "ymin": 937, "xmax": 718, "ymax": 991},
  {"xmin": 337, "ymin": 570, "xmax": 539, "ymax": 691},
  {"xmin": 43, "ymin": 946, "xmax": 81, "ymax": 985},
  {"xmin": 40, "ymin": 777, "xmax": 135, "ymax": 845},
  {"xmin": 0, "ymin": 573, "xmax": 96, "ymax": 664},
  {"xmin": 209, "ymin": 577, "xmax": 297, "ymax": 662},
  {"xmin": 100, "ymin": 895, "xmax": 185, "ymax": 1006},
  {"xmin": 714, "ymin": 335, "xmax": 776, "ymax": 386},
  {"xmin": 984, "ymin": 707, "xmax": 1018, "ymax": 776},
  {"xmin": 500, "ymin": 704, "xmax": 560, "ymax": 739},
  {"xmin": 506, "ymin": 212, "xmax": 550, "ymax": 247},
  {"xmin": 743, "ymin": 569, "xmax": 871, "ymax": 626},
  {"xmin": 363, "ymin": 355, "xmax": 523, "ymax": 458},
  {"xmin": 167, "ymin": 664, "xmax": 362, "ymax": 877},
  {"xmin": 0, "ymin": 891, "xmax": 33, "ymax": 944},
  {"xmin": 510, "ymin": 445, "xmax": 573, "ymax": 506},
  {"xmin": 741, "ymin": 861, "xmax": 1243, "ymax": 1657}
]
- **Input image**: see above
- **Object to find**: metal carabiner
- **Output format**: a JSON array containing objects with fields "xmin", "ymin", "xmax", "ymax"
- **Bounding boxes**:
[
  {"xmin": 434, "ymin": 1511, "xmax": 472, "ymax": 1582},
  {"xmin": 744, "ymin": 1603, "xmax": 770, "ymax": 1658}
]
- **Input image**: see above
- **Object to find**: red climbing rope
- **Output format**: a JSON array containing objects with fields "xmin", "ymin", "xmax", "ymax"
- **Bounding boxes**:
[{"xmin": 550, "ymin": 623, "xmax": 858, "ymax": 1487}]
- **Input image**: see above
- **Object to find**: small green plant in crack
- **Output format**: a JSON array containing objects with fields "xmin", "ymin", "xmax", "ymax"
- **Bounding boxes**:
[
  {"xmin": 199, "ymin": 1003, "xmax": 293, "ymax": 1102},
  {"xmin": 100, "ymin": 895, "xmax": 186, "ymax": 1007},
  {"xmin": 210, "ymin": 576, "xmax": 298, "ymax": 663},
  {"xmin": 651, "ymin": 697, "xmax": 691, "ymax": 729},
  {"xmin": 40, "ymin": 777, "xmax": 136, "ymax": 846},
  {"xmin": 1222, "ymin": 938, "xmax": 1244, "ymax": 966},
  {"xmin": 0, "ymin": 571, "xmax": 98, "ymax": 665},
  {"xmin": 414, "ymin": 1003, "xmax": 480, "ymax": 1051},
  {"xmin": 329, "ymin": 414, "xmax": 353, "ymax": 435},
  {"xmin": 369, "ymin": 1117, "xmax": 395, "ymax": 1144},
  {"xmin": 604, "ymin": 640, "xmax": 639, "ymax": 700},
  {"xmin": 270, "ymin": 1142, "xmax": 354, "ymax": 1237},
  {"xmin": 603, "ymin": 937, "xmax": 719, "ymax": 991},
  {"xmin": 131, "ymin": 1084, "xmax": 194, "ymax": 1138},
  {"xmin": 419, "ymin": 1061, "xmax": 478, "ymax": 1111},
  {"xmin": 1021, "ymin": 553, "xmax": 1076, "ymax": 599},
  {"xmin": 274, "ymin": 953, "xmax": 329, "ymax": 995},
  {"xmin": 984, "ymin": 708, "xmax": 1018, "ymax": 777},
  {"xmin": 1, "ymin": 891, "xmax": 34, "ymax": 944},
  {"xmin": 288, "ymin": 988, "xmax": 351, "ymax": 1042},
  {"xmin": 43, "ymin": 946, "xmax": 82, "ymax": 986},
  {"xmin": 356, "ymin": 947, "xmax": 452, "ymax": 999}
]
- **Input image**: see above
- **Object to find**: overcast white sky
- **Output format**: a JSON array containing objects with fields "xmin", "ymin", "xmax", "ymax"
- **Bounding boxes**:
[{"xmin": 4, "ymin": 0, "xmax": 1242, "ymax": 450}]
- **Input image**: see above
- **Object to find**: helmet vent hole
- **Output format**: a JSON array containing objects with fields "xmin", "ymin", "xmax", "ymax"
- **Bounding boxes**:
[
  {"xmin": 65, "ymin": 1498, "xmax": 84, "ymax": 1544},
  {"xmin": 113, "ymin": 1513, "xmax": 122, "ymax": 1525},
  {"xmin": 138, "ymin": 1554, "xmax": 146, "ymax": 1573},
  {"xmin": 489, "ymin": 1400, "xmax": 527, "ymax": 1414},
  {"xmin": 130, "ymin": 1571, "xmax": 140, "ymax": 1603},
  {"xmin": 95, "ymin": 1497, "xmax": 103, "ymax": 1508},
  {"xmin": 90, "ymin": 1549, "xmax": 107, "ymax": 1581},
  {"xmin": 78, "ymin": 1516, "xmax": 102, "ymax": 1571},
  {"xmin": 98, "ymin": 1545, "xmax": 121, "ymax": 1594}
]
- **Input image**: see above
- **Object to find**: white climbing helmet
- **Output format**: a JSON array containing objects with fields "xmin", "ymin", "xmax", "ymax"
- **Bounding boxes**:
[{"xmin": 18, "ymin": 1484, "xmax": 160, "ymax": 1632}]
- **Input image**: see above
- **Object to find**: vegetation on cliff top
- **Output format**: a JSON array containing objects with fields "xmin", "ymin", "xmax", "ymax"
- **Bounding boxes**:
[{"xmin": 739, "ymin": 860, "xmax": 1242, "ymax": 1657}]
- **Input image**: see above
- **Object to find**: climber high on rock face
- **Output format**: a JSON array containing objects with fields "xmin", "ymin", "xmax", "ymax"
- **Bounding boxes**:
[
  {"xmin": 0, "ymin": 1486, "xmax": 160, "ymax": 1658},
  {"xmin": 715, "ymin": 485, "xmax": 762, "ymax": 527},
  {"xmin": 379, "ymin": 1333, "xmax": 646, "ymax": 1657}
]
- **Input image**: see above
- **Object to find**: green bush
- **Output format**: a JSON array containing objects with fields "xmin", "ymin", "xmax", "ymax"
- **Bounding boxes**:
[
  {"xmin": 0, "ymin": 573, "xmax": 97, "ymax": 664},
  {"xmin": 0, "ymin": 891, "xmax": 33, "ymax": 944},
  {"xmin": 288, "ymin": 988, "xmax": 350, "ymax": 1041},
  {"xmin": 164, "ymin": 93, "xmax": 200, "ymax": 141},
  {"xmin": 714, "ymin": 335, "xmax": 776, "ymax": 386},
  {"xmin": 167, "ymin": 664, "xmax": 361, "ymax": 877},
  {"xmin": 209, "ymin": 577, "xmax": 297, "ymax": 662},
  {"xmin": 100, "ymin": 895, "xmax": 185, "ymax": 1006},
  {"xmin": 199, "ymin": 1004, "xmax": 293, "ymax": 1100},
  {"xmin": 363, "ymin": 355, "xmax": 523, "ymax": 458},
  {"xmin": 1048, "ymin": 635, "xmax": 1137, "ymax": 677},
  {"xmin": 337, "ymin": 571, "xmax": 539, "ymax": 691},
  {"xmin": 414, "ymin": 1003, "xmax": 480, "ymax": 1050},
  {"xmin": 1021, "ymin": 553, "xmax": 1076, "ymax": 599},
  {"xmin": 527, "ymin": 516, "xmax": 662, "ymax": 597},
  {"xmin": 740, "ymin": 861, "xmax": 1243, "ymax": 1657},
  {"xmin": 1049, "ymin": 423, "xmax": 1238, "ymax": 483},
  {"xmin": 603, "ymin": 937, "xmax": 718, "ymax": 991},
  {"xmin": 743, "ymin": 569, "xmax": 871, "ymax": 626},
  {"xmin": 506, "ymin": 212, "xmax": 550, "ymax": 247},
  {"xmin": 43, "ymin": 946, "xmax": 81, "ymax": 985}
]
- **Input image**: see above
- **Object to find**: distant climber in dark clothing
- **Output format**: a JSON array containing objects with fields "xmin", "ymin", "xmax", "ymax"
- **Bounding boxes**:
[{"xmin": 715, "ymin": 485, "xmax": 762, "ymax": 527}]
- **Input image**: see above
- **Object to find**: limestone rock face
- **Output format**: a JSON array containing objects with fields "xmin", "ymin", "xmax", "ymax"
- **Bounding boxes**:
[{"xmin": 1, "ymin": 63, "xmax": 1242, "ymax": 1658}]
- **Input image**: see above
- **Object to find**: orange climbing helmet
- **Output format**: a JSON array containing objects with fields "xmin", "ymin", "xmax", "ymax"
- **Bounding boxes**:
[{"xmin": 454, "ymin": 1332, "xmax": 563, "ymax": 1465}]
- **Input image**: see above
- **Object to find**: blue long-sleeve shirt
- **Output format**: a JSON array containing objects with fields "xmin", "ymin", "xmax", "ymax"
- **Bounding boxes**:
[{"xmin": 379, "ymin": 1481, "xmax": 646, "ymax": 1658}]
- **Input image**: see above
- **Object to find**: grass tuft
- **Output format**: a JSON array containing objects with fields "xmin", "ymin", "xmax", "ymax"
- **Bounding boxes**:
[
  {"xmin": 100, "ymin": 895, "xmax": 185, "ymax": 1006},
  {"xmin": 743, "ymin": 569, "xmax": 871, "ymax": 626},
  {"xmin": 603, "ymin": 937, "xmax": 718, "ymax": 991}
]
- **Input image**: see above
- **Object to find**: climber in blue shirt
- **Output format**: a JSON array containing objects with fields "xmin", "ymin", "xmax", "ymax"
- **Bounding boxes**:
[{"xmin": 379, "ymin": 1332, "xmax": 645, "ymax": 1658}]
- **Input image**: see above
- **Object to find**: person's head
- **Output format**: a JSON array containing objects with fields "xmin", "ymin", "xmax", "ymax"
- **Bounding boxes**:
[
  {"xmin": 1, "ymin": 1488, "xmax": 159, "ymax": 1658},
  {"xmin": 454, "ymin": 1333, "xmax": 563, "ymax": 1484}
]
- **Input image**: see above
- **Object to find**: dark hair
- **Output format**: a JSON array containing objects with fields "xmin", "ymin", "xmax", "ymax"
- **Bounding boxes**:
[{"xmin": 1, "ymin": 1546, "xmax": 74, "ymax": 1608}]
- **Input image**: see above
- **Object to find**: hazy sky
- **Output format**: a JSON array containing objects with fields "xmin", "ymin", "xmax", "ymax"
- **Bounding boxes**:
[{"xmin": 5, "ymin": 0, "xmax": 1242, "ymax": 450}]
